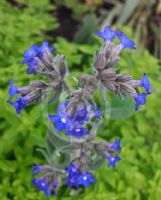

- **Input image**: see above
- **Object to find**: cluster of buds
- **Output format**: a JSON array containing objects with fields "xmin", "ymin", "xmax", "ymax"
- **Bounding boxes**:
[
  {"xmin": 94, "ymin": 26, "xmax": 151, "ymax": 110},
  {"xmin": 7, "ymin": 42, "xmax": 70, "ymax": 114},
  {"xmin": 7, "ymin": 26, "xmax": 151, "ymax": 196},
  {"xmin": 32, "ymin": 164, "xmax": 60, "ymax": 196}
]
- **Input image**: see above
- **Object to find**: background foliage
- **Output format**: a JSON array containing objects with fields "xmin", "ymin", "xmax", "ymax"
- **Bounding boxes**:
[{"xmin": 0, "ymin": 0, "xmax": 161, "ymax": 200}]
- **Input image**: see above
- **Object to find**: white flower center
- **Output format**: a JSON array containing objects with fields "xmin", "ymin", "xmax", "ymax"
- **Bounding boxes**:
[
  {"xmin": 76, "ymin": 128, "xmax": 80, "ymax": 132},
  {"xmin": 72, "ymin": 168, "xmax": 76, "ymax": 172},
  {"xmin": 83, "ymin": 176, "xmax": 87, "ymax": 180},
  {"xmin": 111, "ymin": 157, "xmax": 115, "ymax": 161},
  {"xmin": 41, "ymin": 182, "xmax": 45, "ymax": 187},
  {"xmin": 61, "ymin": 117, "xmax": 66, "ymax": 123}
]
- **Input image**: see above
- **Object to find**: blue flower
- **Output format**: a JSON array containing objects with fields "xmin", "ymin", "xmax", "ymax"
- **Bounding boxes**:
[
  {"xmin": 56, "ymin": 100, "xmax": 71, "ymax": 114},
  {"xmin": 134, "ymin": 93, "xmax": 148, "ymax": 111},
  {"xmin": 27, "ymin": 65, "xmax": 37, "ymax": 75},
  {"xmin": 32, "ymin": 164, "xmax": 44, "ymax": 175},
  {"xmin": 64, "ymin": 176, "xmax": 79, "ymax": 188},
  {"xmin": 140, "ymin": 73, "xmax": 151, "ymax": 93},
  {"xmin": 32, "ymin": 178, "xmax": 51, "ymax": 196},
  {"xmin": 86, "ymin": 102, "xmax": 101, "ymax": 119},
  {"xmin": 7, "ymin": 96, "xmax": 30, "ymax": 115},
  {"xmin": 74, "ymin": 109, "xmax": 88, "ymax": 125},
  {"xmin": 64, "ymin": 163, "xmax": 96, "ymax": 189},
  {"xmin": 66, "ymin": 126, "xmax": 89, "ymax": 138},
  {"xmin": 78, "ymin": 172, "xmax": 96, "ymax": 188},
  {"xmin": 91, "ymin": 108, "xmax": 101, "ymax": 119},
  {"xmin": 117, "ymin": 32, "xmax": 136, "ymax": 49},
  {"xmin": 22, "ymin": 42, "xmax": 54, "ymax": 74},
  {"xmin": 65, "ymin": 163, "xmax": 80, "ymax": 176},
  {"xmin": 8, "ymin": 80, "xmax": 18, "ymax": 98},
  {"xmin": 107, "ymin": 155, "xmax": 121, "ymax": 168},
  {"xmin": 22, "ymin": 44, "xmax": 38, "ymax": 74},
  {"xmin": 48, "ymin": 113, "xmax": 71, "ymax": 132},
  {"xmin": 36, "ymin": 41, "xmax": 54, "ymax": 59},
  {"xmin": 96, "ymin": 26, "xmax": 117, "ymax": 42},
  {"xmin": 109, "ymin": 139, "xmax": 121, "ymax": 151},
  {"xmin": 64, "ymin": 163, "xmax": 80, "ymax": 188}
]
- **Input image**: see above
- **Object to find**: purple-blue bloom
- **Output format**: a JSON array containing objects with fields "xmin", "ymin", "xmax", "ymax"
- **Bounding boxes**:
[
  {"xmin": 22, "ymin": 42, "xmax": 54, "ymax": 74},
  {"xmin": 36, "ymin": 41, "xmax": 54, "ymax": 59},
  {"xmin": 91, "ymin": 108, "xmax": 101, "ymax": 119},
  {"xmin": 32, "ymin": 164, "xmax": 44, "ymax": 175},
  {"xmin": 140, "ymin": 73, "xmax": 151, "ymax": 93},
  {"xmin": 7, "ymin": 96, "xmax": 30, "ymax": 115},
  {"xmin": 65, "ymin": 163, "xmax": 80, "ymax": 176},
  {"xmin": 64, "ymin": 176, "xmax": 79, "ymax": 188},
  {"xmin": 66, "ymin": 126, "xmax": 89, "ymax": 138},
  {"xmin": 32, "ymin": 178, "xmax": 51, "ymax": 196},
  {"xmin": 78, "ymin": 172, "xmax": 96, "ymax": 188},
  {"xmin": 96, "ymin": 26, "xmax": 117, "ymax": 42},
  {"xmin": 65, "ymin": 163, "xmax": 96, "ymax": 188},
  {"xmin": 134, "ymin": 93, "xmax": 148, "ymax": 111},
  {"xmin": 86, "ymin": 102, "xmax": 101, "ymax": 119},
  {"xmin": 109, "ymin": 139, "xmax": 121, "ymax": 151},
  {"xmin": 49, "ymin": 113, "xmax": 71, "ymax": 132},
  {"xmin": 107, "ymin": 155, "xmax": 121, "ymax": 168},
  {"xmin": 74, "ymin": 109, "xmax": 88, "ymax": 125},
  {"xmin": 22, "ymin": 44, "xmax": 37, "ymax": 74},
  {"xmin": 8, "ymin": 80, "xmax": 18, "ymax": 98},
  {"xmin": 117, "ymin": 32, "xmax": 136, "ymax": 49},
  {"xmin": 64, "ymin": 163, "xmax": 80, "ymax": 188}
]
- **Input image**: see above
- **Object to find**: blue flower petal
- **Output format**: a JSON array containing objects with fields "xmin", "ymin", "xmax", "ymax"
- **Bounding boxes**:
[
  {"xmin": 78, "ymin": 172, "xmax": 96, "ymax": 188},
  {"xmin": 22, "ymin": 42, "xmax": 54, "ymax": 74},
  {"xmin": 109, "ymin": 139, "xmax": 121, "ymax": 151},
  {"xmin": 65, "ymin": 163, "xmax": 80, "ymax": 176},
  {"xmin": 117, "ymin": 32, "xmax": 136, "ymax": 49},
  {"xmin": 134, "ymin": 93, "xmax": 148, "ymax": 111},
  {"xmin": 48, "ymin": 113, "xmax": 71, "ymax": 132},
  {"xmin": 32, "ymin": 178, "xmax": 51, "ymax": 196},
  {"xmin": 8, "ymin": 80, "xmax": 18, "ymax": 98},
  {"xmin": 141, "ymin": 73, "xmax": 151, "ymax": 93},
  {"xmin": 107, "ymin": 155, "xmax": 121, "ymax": 168},
  {"xmin": 32, "ymin": 164, "xmax": 44, "ymax": 175},
  {"xmin": 74, "ymin": 109, "xmax": 88, "ymax": 125},
  {"xmin": 96, "ymin": 26, "xmax": 117, "ymax": 42},
  {"xmin": 67, "ymin": 126, "xmax": 89, "ymax": 138},
  {"xmin": 7, "ymin": 96, "xmax": 29, "ymax": 115}
]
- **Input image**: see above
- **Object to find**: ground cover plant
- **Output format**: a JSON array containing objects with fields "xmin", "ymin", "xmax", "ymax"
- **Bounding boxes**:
[{"xmin": 0, "ymin": 1, "xmax": 160, "ymax": 200}]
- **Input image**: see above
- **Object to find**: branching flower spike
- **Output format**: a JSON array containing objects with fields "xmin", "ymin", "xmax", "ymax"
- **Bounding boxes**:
[{"xmin": 7, "ymin": 26, "xmax": 151, "ymax": 196}]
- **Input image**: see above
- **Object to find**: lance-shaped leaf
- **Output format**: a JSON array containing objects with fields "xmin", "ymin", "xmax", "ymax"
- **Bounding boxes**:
[{"xmin": 106, "ymin": 94, "xmax": 135, "ymax": 120}]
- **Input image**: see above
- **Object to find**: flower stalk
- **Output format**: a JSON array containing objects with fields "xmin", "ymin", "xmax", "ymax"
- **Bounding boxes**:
[{"xmin": 7, "ymin": 26, "xmax": 151, "ymax": 196}]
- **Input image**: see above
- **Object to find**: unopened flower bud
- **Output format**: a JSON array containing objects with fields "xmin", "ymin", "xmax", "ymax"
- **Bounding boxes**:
[
  {"xmin": 94, "ymin": 50, "xmax": 106, "ymax": 70},
  {"xmin": 59, "ymin": 56, "xmax": 67, "ymax": 76}
]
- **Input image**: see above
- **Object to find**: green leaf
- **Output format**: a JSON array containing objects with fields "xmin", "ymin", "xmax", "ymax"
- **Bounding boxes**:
[
  {"xmin": 0, "ymin": 160, "xmax": 17, "ymax": 172},
  {"xmin": 106, "ymin": 94, "xmax": 135, "ymax": 120}
]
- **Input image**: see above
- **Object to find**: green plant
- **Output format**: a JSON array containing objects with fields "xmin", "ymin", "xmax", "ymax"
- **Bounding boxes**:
[{"xmin": 0, "ymin": 1, "xmax": 161, "ymax": 198}]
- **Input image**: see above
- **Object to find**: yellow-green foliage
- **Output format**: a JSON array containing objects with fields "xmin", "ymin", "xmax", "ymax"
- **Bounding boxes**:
[{"xmin": 0, "ymin": 1, "xmax": 161, "ymax": 200}]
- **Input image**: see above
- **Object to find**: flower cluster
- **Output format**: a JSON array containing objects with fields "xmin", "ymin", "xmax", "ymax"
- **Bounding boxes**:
[
  {"xmin": 95, "ymin": 26, "xmax": 151, "ymax": 110},
  {"xmin": 7, "ymin": 26, "xmax": 151, "ymax": 196},
  {"xmin": 49, "ymin": 100, "xmax": 101, "ymax": 138},
  {"xmin": 64, "ymin": 163, "xmax": 96, "ymax": 188},
  {"xmin": 32, "ymin": 164, "xmax": 59, "ymax": 196},
  {"xmin": 7, "ymin": 79, "xmax": 48, "ymax": 114},
  {"xmin": 96, "ymin": 26, "xmax": 135, "ymax": 49},
  {"xmin": 7, "ymin": 42, "xmax": 69, "ymax": 115},
  {"xmin": 96, "ymin": 139, "xmax": 121, "ymax": 168},
  {"xmin": 22, "ymin": 41, "xmax": 54, "ymax": 74}
]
